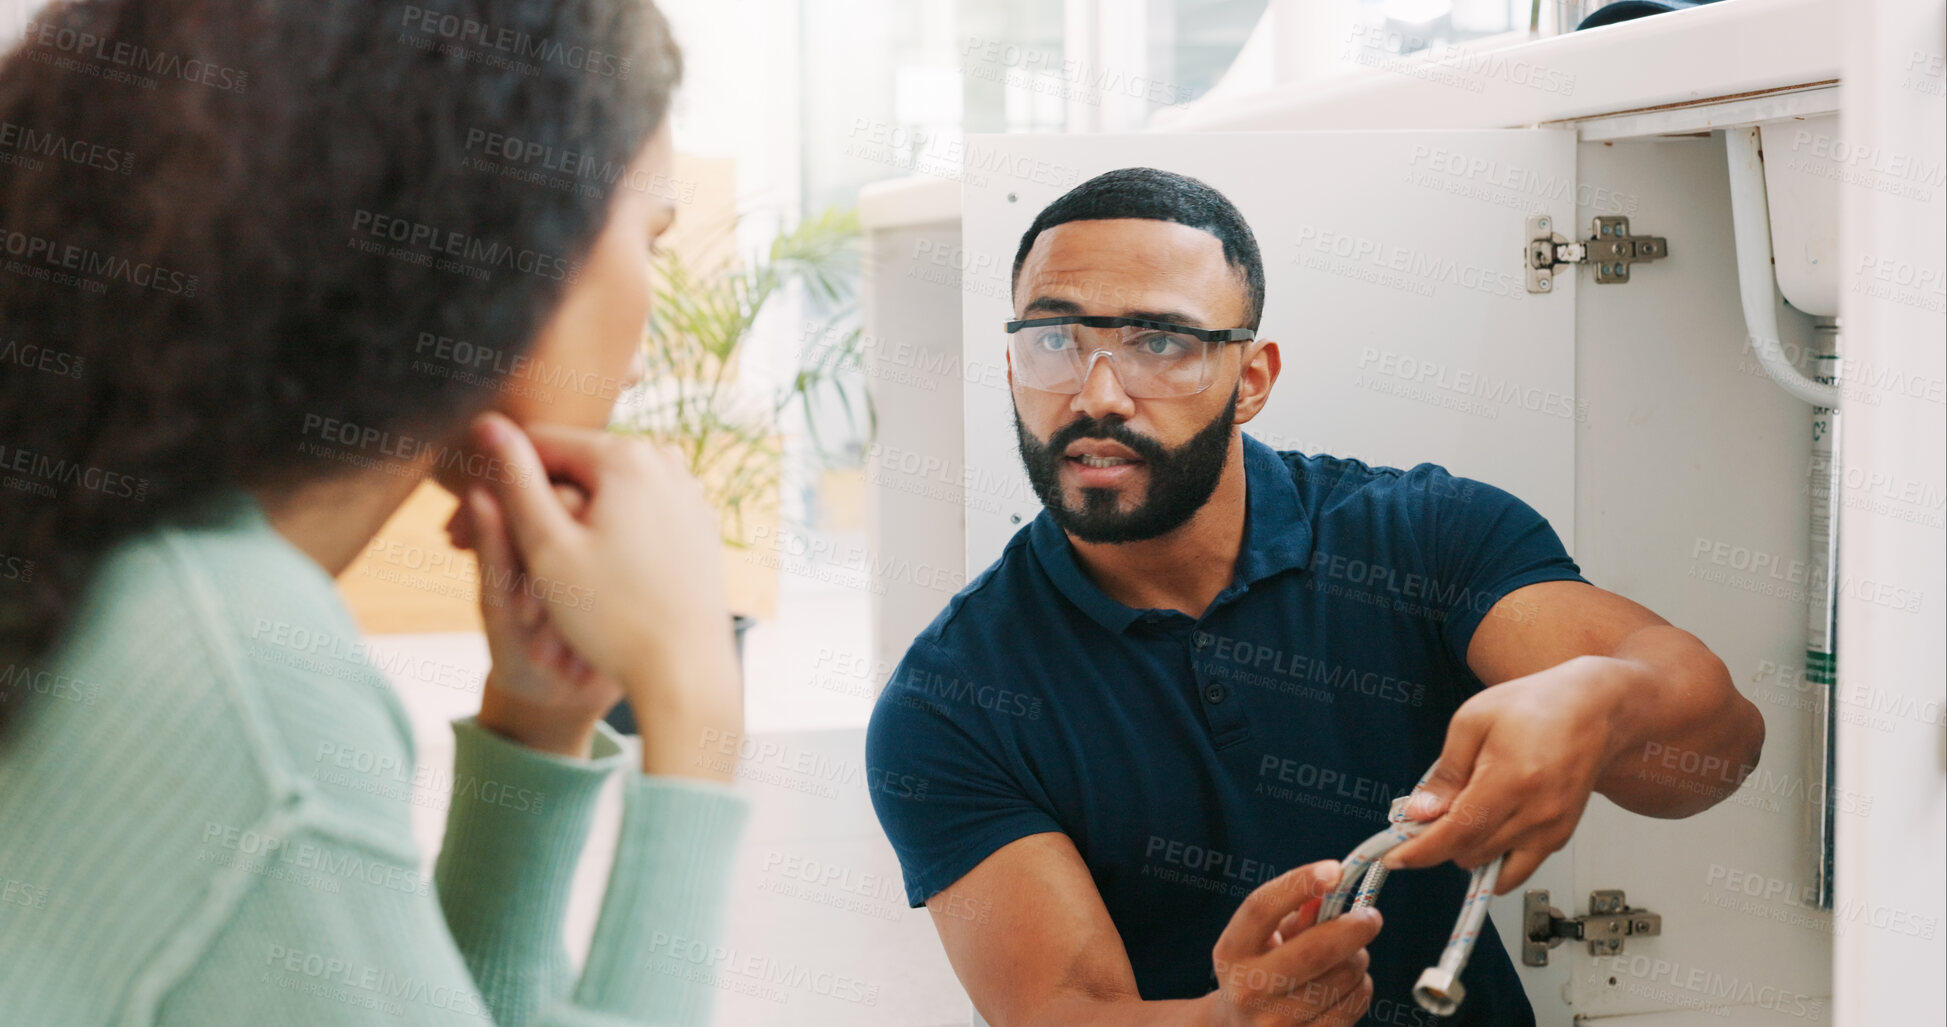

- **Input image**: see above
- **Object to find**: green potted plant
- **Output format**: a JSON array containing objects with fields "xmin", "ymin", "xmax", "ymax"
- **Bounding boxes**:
[
  {"xmin": 626, "ymin": 206, "xmax": 868, "ymax": 546},
  {"xmin": 603, "ymin": 207, "xmax": 870, "ymax": 732}
]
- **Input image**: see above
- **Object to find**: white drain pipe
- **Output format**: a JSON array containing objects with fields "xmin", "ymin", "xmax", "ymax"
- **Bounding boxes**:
[
  {"xmin": 1725, "ymin": 125, "xmax": 1840, "ymax": 408},
  {"xmin": 1727, "ymin": 123, "xmax": 1843, "ymax": 909}
]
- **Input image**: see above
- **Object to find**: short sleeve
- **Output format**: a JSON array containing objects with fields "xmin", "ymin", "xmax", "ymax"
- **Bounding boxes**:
[
  {"xmin": 1408, "ymin": 465, "xmax": 1589, "ymax": 672},
  {"xmin": 864, "ymin": 638, "xmax": 1063, "ymax": 908}
]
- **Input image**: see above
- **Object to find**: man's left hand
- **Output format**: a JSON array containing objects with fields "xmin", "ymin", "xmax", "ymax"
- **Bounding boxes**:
[{"xmin": 1379, "ymin": 655, "xmax": 1628, "ymax": 892}]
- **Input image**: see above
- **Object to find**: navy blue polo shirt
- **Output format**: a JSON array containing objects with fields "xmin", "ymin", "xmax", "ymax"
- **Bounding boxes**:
[{"xmin": 865, "ymin": 432, "xmax": 1589, "ymax": 1026}]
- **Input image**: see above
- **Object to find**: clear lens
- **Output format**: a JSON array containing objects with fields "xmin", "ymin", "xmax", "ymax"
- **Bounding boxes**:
[{"xmin": 1008, "ymin": 324, "xmax": 1213, "ymax": 397}]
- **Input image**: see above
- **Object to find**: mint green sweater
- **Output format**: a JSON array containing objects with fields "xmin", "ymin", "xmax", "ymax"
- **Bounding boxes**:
[{"xmin": 0, "ymin": 492, "xmax": 750, "ymax": 1025}]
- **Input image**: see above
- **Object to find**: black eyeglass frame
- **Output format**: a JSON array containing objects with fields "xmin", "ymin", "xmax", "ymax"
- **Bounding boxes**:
[{"xmin": 1002, "ymin": 315, "xmax": 1255, "ymax": 343}]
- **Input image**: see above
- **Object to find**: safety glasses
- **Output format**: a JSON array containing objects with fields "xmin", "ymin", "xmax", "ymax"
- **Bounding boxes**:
[{"xmin": 1005, "ymin": 315, "xmax": 1253, "ymax": 398}]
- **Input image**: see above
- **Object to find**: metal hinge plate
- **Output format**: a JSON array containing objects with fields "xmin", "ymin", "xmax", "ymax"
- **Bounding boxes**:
[
  {"xmin": 1523, "ymin": 889, "xmax": 1662, "ymax": 966},
  {"xmin": 1525, "ymin": 215, "xmax": 1668, "ymax": 292}
]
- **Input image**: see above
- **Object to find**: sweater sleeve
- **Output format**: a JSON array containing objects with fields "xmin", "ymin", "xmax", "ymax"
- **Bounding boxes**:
[
  {"xmin": 154, "ymin": 719, "xmax": 750, "ymax": 1027},
  {"xmin": 433, "ymin": 716, "xmax": 632, "ymax": 1023},
  {"xmin": 436, "ymin": 716, "xmax": 753, "ymax": 1025}
]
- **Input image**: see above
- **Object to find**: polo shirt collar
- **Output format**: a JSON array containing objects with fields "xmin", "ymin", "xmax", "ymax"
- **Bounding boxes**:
[{"xmin": 1029, "ymin": 432, "xmax": 1314, "ymax": 634}]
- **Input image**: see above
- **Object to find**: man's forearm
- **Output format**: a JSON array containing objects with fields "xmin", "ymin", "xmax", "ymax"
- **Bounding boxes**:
[{"xmin": 1585, "ymin": 625, "xmax": 1766, "ymax": 817}]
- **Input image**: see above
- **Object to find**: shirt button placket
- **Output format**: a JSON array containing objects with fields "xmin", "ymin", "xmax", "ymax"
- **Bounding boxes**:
[{"xmin": 1190, "ymin": 620, "xmax": 1249, "ymax": 746}]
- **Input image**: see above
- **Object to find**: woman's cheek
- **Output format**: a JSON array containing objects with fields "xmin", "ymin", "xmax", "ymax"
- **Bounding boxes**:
[{"xmin": 503, "ymin": 232, "xmax": 646, "ymax": 429}]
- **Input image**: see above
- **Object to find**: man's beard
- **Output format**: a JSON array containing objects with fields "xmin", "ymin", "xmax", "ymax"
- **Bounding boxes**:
[{"xmin": 1013, "ymin": 386, "xmax": 1237, "ymax": 544}]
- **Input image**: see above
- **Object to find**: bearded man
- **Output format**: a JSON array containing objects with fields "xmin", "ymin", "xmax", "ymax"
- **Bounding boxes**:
[{"xmin": 865, "ymin": 166, "xmax": 1764, "ymax": 1027}]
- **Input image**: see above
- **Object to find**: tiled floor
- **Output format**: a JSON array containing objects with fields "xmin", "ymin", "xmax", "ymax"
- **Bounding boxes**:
[{"xmin": 367, "ymin": 578, "xmax": 971, "ymax": 1026}]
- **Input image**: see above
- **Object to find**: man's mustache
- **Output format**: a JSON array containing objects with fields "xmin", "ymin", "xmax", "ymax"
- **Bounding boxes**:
[{"xmin": 1045, "ymin": 417, "xmax": 1166, "ymax": 462}]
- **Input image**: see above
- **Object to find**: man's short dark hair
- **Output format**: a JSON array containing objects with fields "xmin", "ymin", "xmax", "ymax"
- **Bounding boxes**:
[{"xmin": 1010, "ymin": 167, "xmax": 1265, "ymax": 332}]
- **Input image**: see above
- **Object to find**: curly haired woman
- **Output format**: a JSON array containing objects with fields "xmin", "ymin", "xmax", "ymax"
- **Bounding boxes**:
[{"xmin": 0, "ymin": 2, "xmax": 749, "ymax": 1024}]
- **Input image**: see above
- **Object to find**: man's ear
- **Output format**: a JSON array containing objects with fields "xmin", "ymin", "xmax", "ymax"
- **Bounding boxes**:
[{"xmin": 1233, "ymin": 339, "xmax": 1280, "ymax": 425}]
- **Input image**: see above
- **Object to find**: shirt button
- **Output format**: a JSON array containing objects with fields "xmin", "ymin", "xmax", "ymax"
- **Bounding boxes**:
[
  {"xmin": 1204, "ymin": 683, "xmax": 1227, "ymax": 704},
  {"xmin": 1194, "ymin": 632, "xmax": 1211, "ymax": 649}
]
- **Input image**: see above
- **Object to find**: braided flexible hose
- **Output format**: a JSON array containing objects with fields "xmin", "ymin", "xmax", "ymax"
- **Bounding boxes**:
[{"xmin": 1312, "ymin": 777, "xmax": 1506, "ymax": 1017}]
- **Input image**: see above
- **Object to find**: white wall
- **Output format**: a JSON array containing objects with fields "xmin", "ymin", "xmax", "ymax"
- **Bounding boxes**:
[
  {"xmin": 1, "ymin": 0, "xmax": 47, "ymax": 50},
  {"xmin": 1834, "ymin": 1, "xmax": 1947, "ymax": 1024}
]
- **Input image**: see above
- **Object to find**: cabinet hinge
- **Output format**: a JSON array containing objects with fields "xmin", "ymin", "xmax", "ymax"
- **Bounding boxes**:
[
  {"xmin": 1523, "ymin": 889, "xmax": 1663, "ymax": 966},
  {"xmin": 1525, "ymin": 215, "xmax": 1668, "ymax": 293}
]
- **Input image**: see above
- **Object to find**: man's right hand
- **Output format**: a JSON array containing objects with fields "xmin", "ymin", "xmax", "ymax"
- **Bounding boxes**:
[
  {"xmin": 926, "ymin": 834, "xmax": 1378, "ymax": 1027},
  {"xmin": 1206, "ymin": 861, "xmax": 1379, "ymax": 1026}
]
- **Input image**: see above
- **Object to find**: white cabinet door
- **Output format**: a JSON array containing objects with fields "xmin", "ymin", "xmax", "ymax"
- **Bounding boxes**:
[{"xmin": 1562, "ymin": 132, "xmax": 1834, "ymax": 1026}]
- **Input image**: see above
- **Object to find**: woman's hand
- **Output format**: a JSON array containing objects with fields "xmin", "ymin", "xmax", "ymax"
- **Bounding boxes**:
[
  {"xmin": 456, "ymin": 482, "xmax": 625, "ymax": 758},
  {"xmin": 463, "ymin": 412, "xmax": 743, "ymax": 781}
]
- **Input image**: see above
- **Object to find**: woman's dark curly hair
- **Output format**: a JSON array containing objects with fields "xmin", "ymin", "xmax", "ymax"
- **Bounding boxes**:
[{"xmin": 0, "ymin": 0, "xmax": 681, "ymax": 730}]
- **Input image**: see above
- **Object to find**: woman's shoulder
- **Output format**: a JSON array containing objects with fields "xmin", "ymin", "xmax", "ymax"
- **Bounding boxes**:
[
  {"xmin": 0, "ymin": 497, "xmax": 427, "ymax": 1021},
  {"xmin": 8, "ymin": 490, "xmax": 422, "ymax": 845}
]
